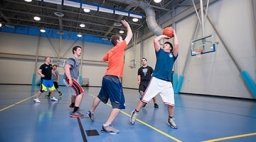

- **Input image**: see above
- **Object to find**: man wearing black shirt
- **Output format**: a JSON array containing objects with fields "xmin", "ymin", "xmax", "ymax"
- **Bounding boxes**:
[
  {"xmin": 137, "ymin": 58, "xmax": 158, "ymax": 108},
  {"xmin": 34, "ymin": 56, "xmax": 58, "ymax": 103}
]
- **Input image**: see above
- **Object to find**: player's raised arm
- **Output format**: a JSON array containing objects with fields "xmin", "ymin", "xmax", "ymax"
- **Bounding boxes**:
[{"xmin": 121, "ymin": 20, "xmax": 133, "ymax": 45}]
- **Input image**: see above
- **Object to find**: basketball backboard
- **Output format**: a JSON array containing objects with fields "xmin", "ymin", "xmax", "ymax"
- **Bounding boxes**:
[{"xmin": 191, "ymin": 35, "xmax": 216, "ymax": 56}]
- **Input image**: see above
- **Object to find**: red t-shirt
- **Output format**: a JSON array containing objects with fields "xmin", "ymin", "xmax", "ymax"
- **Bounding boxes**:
[{"xmin": 103, "ymin": 41, "xmax": 127, "ymax": 78}]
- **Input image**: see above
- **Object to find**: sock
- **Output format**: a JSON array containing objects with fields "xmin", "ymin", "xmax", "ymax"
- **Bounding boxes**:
[
  {"xmin": 70, "ymin": 103, "xmax": 75, "ymax": 107},
  {"xmin": 73, "ymin": 107, "xmax": 79, "ymax": 113},
  {"xmin": 103, "ymin": 123, "xmax": 110, "ymax": 127}
]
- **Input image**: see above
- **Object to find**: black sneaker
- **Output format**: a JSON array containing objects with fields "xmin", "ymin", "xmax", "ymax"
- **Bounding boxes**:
[
  {"xmin": 101, "ymin": 125, "xmax": 119, "ymax": 135},
  {"xmin": 168, "ymin": 116, "xmax": 177, "ymax": 129},
  {"xmin": 87, "ymin": 111, "xmax": 94, "ymax": 121},
  {"xmin": 142, "ymin": 103, "xmax": 147, "ymax": 108},
  {"xmin": 154, "ymin": 103, "xmax": 159, "ymax": 108}
]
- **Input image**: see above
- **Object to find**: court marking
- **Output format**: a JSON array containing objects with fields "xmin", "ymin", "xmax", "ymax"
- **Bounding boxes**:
[
  {"xmin": 77, "ymin": 117, "xmax": 88, "ymax": 142},
  {"xmin": 203, "ymin": 132, "xmax": 256, "ymax": 142},
  {"xmin": 0, "ymin": 95, "xmax": 36, "ymax": 112},
  {"xmin": 120, "ymin": 110, "xmax": 182, "ymax": 142},
  {"xmin": 89, "ymin": 95, "xmax": 182, "ymax": 142}
]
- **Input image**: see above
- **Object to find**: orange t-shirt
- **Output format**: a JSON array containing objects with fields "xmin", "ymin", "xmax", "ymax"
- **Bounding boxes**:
[{"xmin": 103, "ymin": 41, "xmax": 127, "ymax": 78}]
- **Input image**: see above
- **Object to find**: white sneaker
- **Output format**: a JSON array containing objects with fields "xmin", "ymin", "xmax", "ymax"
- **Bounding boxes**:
[
  {"xmin": 102, "ymin": 125, "xmax": 120, "ymax": 135},
  {"xmin": 130, "ymin": 110, "xmax": 138, "ymax": 125},
  {"xmin": 50, "ymin": 96, "xmax": 58, "ymax": 101},
  {"xmin": 168, "ymin": 117, "xmax": 178, "ymax": 129},
  {"xmin": 34, "ymin": 98, "xmax": 40, "ymax": 103}
]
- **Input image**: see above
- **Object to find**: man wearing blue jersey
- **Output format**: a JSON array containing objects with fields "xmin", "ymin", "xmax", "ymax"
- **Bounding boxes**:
[{"xmin": 130, "ymin": 28, "xmax": 179, "ymax": 129}]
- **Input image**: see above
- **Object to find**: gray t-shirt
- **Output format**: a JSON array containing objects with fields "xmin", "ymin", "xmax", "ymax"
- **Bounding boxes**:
[
  {"xmin": 65, "ymin": 57, "xmax": 80, "ymax": 80},
  {"xmin": 51, "ymin": 70, "xmax": 59, "ymax": 82}
]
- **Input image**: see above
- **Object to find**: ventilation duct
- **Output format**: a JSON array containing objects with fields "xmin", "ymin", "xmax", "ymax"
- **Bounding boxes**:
[{"xmin": 110, "ymin": 0, "xmax": 162, "ymax": 36}]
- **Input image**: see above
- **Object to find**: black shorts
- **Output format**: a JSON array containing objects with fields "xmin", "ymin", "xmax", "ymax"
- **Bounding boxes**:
[
  {"xmin": 139, "ymin": 81, "xmax": 150, "ymax": 92},
  {"xmin": 98, "ymin": 75, "xmax": 125, "ymax": 109}
]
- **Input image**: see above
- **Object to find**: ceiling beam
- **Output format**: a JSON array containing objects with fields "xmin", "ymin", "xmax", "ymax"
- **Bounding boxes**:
[{"xmin": 5, "ymin": 0, "xmax": 142, "ymax": 26}]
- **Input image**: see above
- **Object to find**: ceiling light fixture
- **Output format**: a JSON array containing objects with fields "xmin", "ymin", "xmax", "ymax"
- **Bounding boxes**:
[
  {"xmin": 54, "ymin": 12, "xmax": 64, "ymax": 17},
  {"xmin": 83, "ymin": 8, "xmax": 90, "ymax": 13},
  {"xmin": 77, "ymin": 33, "xmax": 82, "ymax": 37},
  {"xmin": 119, "ymin": 30, "xmax": 124, "ymax": 34},
  {"xmin": 113, "ymin": 22, "xmax": 122, "ymax": 27},
  {"xmin": 24, "ymin": 0, "xmax": 32, "ymax": 2},
  {"xmin": 0, "ymin": 23, "xmax": 2, "ymax": 27},
  {"xmin": 80, "ymin": 23, "xmax": 85, "ymax": 28},
  {"xmin": 153, "ymin": 0, "xmax": 162, "ymax": 3},
  {"xmin": 33, "ymin": 16, "xmax": 41, "ymax": 21},
  {"xmin": 40, "ymin": 28, "xmax": 46, "ymax": 33},
  {"xmin": 132, "ymin": 18, "xmax": 139, "ymax": 22}
]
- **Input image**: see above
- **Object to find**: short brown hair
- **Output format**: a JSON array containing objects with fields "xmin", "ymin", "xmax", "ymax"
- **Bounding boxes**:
[
  {"xmin": 72, "ymin": 46, "xmax": 82, "ymax": 54},
  {"xmin": 164, "ymin": 42, "xmax": 173, "ymax": 52},
  {"xmin": 110, "ymin": 34, "xmax": 121, "ymax": 46}
]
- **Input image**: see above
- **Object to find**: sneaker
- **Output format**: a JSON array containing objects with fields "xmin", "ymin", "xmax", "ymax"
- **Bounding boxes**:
[
  {"xmin": 33, "ymin": 98, "xmax": 40, "ymax": 103},
  {"xmin": 130, "ymin": 110, "xmax": 138, "ymax": 125},
  {"xmin": 154, "ymin": 103, "xmax": 159, "ymax": 108},
  {"xmin": 102, "ymin": 125, "xmax": 119, "ymax": 135},
  {"xmin": 70, "ymin": 111, "xmax": 85, "ymax": 118},
  {"xmin": 168, "ymin": 116, "xmax": 178, "ymax": 129},
  {"xmin": 50, "ymin": 96, "xmax": 58, "ymax": 101},
  {"xmin": 87, "ymin": 111, "xmax": 94, "ymax": 121}
]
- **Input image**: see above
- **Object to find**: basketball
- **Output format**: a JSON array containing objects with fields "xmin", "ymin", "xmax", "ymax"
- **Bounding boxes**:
[{"xmin": 163, "ymin": 27, "xmax": 174, "ymax": 38}]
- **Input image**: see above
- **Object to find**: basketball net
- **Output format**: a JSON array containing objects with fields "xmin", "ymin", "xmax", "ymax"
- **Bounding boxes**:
[{"xmin": 195, "ymin": 48, "xmax": 203, "ymax": 58}]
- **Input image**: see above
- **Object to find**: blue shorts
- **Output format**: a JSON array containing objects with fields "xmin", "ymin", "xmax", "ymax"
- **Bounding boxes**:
[
  {"xmin": 98, "ymin": 75, "xmax": 125, "ymax": 109},
  {"xmin": 40, "ymin": 79, "xmax": 55, "ymax": 92}
]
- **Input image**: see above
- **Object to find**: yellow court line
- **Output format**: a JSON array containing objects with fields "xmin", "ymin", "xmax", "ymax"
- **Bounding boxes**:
[
  {"xmin": 0, "ymin": 95, "xmax": 36, "ymax": 112},
  {"xmin": 203, "ymin": 132, "xmax": 256, "ymax": 142},
  {"xmin": 120, "ymin": 110, "xmax": 182, "ymax": 142},
  {"xmin": 93, "ymin": 95, "xmax": 182, "ymax": 142}
]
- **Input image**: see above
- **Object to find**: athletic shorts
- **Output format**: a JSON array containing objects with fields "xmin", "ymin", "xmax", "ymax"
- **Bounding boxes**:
[
  {"xmin": 98, "ymin": 75, "xmax": 125, "ymax": 109},
  {"xmin": 64, "ymin": 78, "xmax": 84, "ymax": 96},
  {"xmin": 139, "ymin": 81, "xmax": 150, "ymax": 92},
  {"xmin": 142, "ymin": 77, "xmax": 175, "ymax": 106},
  {"xmin": 40, "ymin": 79, "xmax": 55, "ymax": 92}
]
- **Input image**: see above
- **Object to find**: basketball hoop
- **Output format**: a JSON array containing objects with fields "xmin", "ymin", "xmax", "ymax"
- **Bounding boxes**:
[{"xmin": 191, "ymin": 34, "xmax": 216, "ymax": 56}]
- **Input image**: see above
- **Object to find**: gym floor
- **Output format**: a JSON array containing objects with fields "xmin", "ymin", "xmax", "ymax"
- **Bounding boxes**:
[{"xmin": 0, "ymin": 85, "xmax": 256, "ymax": 142}]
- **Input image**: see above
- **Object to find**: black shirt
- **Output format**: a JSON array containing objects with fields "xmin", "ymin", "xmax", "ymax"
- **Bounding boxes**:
[
  {"xmin": 137, "ymin": 66, "xmax": 153, "ymax": 82},
  {"xmin": 39, "ymin": 63, "xmax": 52, "ymax": 80}
]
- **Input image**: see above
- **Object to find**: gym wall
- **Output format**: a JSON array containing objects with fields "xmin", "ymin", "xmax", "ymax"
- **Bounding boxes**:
[
  {"xmin": 0, "ymin": 32, "xmax": 111, "ymax": 86},
  {"xmin": 123, "ymin": 0, "xmax": 256, "ymax": 99}
]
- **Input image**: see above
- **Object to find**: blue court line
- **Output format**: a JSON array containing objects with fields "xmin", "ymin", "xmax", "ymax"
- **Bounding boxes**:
[
  {"xmin": 0, "ymin": 95, "xmax": 36, "ymax": 112},
  {"xmin": 89, "ymin": 95, "xmax": 182, "ymax": 142},
  {"xmin": 203, "ymin": 132, "xmax": 256, "ymax": 142}
]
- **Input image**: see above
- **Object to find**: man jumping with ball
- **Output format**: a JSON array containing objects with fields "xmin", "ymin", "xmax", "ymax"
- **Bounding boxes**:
[{"xmin": 130, "ymin": 27, "xmax": 179, "ymax": 129}]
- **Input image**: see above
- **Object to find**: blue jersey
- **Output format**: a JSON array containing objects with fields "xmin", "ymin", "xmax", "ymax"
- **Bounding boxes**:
[{"xmin": 152, "ymin": 48, "xmax": 177, "ymax": 81}]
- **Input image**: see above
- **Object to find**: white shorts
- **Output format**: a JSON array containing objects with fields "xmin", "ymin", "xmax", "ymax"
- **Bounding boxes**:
[{"xmin": 142, "ymin": 77, "xmax": 175, "ymax": 106}]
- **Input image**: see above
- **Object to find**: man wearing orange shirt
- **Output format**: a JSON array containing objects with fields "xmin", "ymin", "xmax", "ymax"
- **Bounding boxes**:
[{"xmin": 87, "ymin": 20, "xmax": 132, "ymax": 134}]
